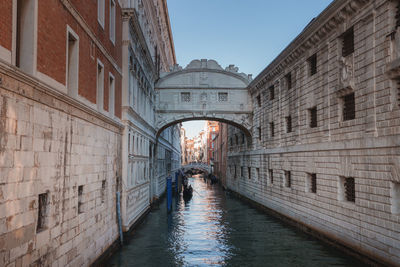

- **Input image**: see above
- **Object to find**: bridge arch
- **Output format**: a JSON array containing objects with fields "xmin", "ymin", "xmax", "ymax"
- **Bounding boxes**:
[{"xmin": 155, "ymin": 59, "xmax": 253, "ymax": 139}]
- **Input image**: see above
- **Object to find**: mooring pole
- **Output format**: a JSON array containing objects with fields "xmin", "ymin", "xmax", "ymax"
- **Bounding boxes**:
[
  {"xmin": 116, "ymin": 191, "xmax": 123, "ymax": 245},
  {"xmin": 167, "ymin": 176, "xmax": 172, "ymax": 213}
]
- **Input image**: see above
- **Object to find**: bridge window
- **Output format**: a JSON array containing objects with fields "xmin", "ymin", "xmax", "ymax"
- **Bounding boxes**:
[
  {"xmin": 341, "ymin": 27, "xmax": 354, "ymax": 57},
  {"xmin": 309, "ymin": 107, "xmax": 317, "ymax": 128},
  {"xmin": 285, "ymin": 73, "xmax": 292, "ymax": 90},
  {"xmin": 308, "ymin": 54, "xmax": 317, "ymax": 76},
  {"xmin": 269, "ymin": 85, "xmax": 275, "ymax": 100},
  {"xmin": 181, "ymin": 92, "xmax": 191, "ymax": 102},
  {"xmin": 342, "ymin": 93, "xmax": 355, "ymax": 121},
  {"xmin": 285, "ymin": 171, "xmax": 291, "ymax": 188},
  {"xmin": 286, "ymin": 116, "xmax": 292, "ymax": 133},
  {"xmin": 218, "ymin": 92, "xmax": 228, "ymax": 102}
]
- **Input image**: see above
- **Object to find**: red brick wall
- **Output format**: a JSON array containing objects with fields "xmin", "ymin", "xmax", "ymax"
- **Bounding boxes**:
[
  {"xmin": 0, "ymin": 1, "xmax": 13, "ymax": 50},
  {"xmin": 36, "ymin": 0, "xmax": 122, "ymax": 118}
]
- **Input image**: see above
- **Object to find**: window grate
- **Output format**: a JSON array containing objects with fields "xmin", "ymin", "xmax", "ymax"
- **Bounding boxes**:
[
  {"xmin": 270, "ymin": 122, "xmax": 275, "ymax": 137},
  {"xmin": 344, "ymin": 177, "xmax": 355, "ymax": 202},
  {"xmin": 285, "ymin": 73, "xmax": 292, "ymax": 89},
  {"xmin": 218, "ymin": 92, "xmax": 228, "ymax": 102},
  {"xmin": 343, "ymin": 93, "xmax": 355, "ymax": 121},
  {"xmin": 181, "ymin": 92, "xmax": 190, "ymax": 102},
  {"xmin": 269, "ymin": 85, "xmax": 275, "ymax": 100},
  {"xmin": 37, "ymin": 193, "xmax": 48, "ymax": 232},
  {"xmin": 286, "ymin": 116, "xmax": 292, "ymax": 133},
  {"xmin": 308, "ymin": 54, "xmax": 317, "ymax": 76},
  {"xmin": 342, "ymin": 27, "xmax": 354, "ymax": 57},
  {"xmin": 311, "ymin": 173, "xmax": 317, "ymax": 193},
  {"xmin": 269, "ymin": 169, "xmax": 273, "ymax": 184},
  {"xmin": 309, "ymin": 107, "xmax": 317, "ymax": 128}
]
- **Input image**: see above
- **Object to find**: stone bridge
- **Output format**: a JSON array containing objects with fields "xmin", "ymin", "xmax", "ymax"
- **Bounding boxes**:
[
  {"xmin": 155, "ymin": 59, "xmax": 253, "ymax": 139},
  {"xmin": 181, "ymin": 162, "xmax": 212, "ymax": 174}
]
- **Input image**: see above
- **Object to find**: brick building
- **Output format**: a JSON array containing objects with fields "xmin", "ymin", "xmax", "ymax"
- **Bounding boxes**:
[
  {"xmin": 205, "ymin": 121, "xmax": 219, "ymax": 166},
  {"xmin": 226, "ymin": 0, "xmax": 400, "ymax": 265}
]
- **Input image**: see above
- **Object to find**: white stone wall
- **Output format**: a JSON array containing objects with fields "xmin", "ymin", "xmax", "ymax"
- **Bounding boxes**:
[
  {"xmin": 0, "ymin": 68, "xmax": 122, "ymax": 266},
  {"xmin": 226, "ymin": 0, "xmax": 400, "ymax": 265}
]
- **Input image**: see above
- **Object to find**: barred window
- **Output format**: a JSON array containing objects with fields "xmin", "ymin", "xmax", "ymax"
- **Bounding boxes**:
[
  {"xmin": 342, "ymin": 93, "xmax": 355, "ymax": 121},
  {"xmin": 269, "ymin": 85, "xmax": 275, "ymax": 100},
  {"xmin": 270, "ymin": 122, "xmax": 275, "ymax": 137},
  {"xmin": 218, "ymin": 92, "xmax": 228, "ymax": 102},
  {"xmin": 285, "ymin": 171, "xmax": 291, "ymax": 187},
  {"xmin": 285, "ymin": 73, "xmax": 292, "ymax": 89},
  {"xmin": 344, "ymin": 177, "xmax": 355, "ymax": 202},
  {"xmin": 286, "ymin": 116, "xmax": 292, "ymax": 133},
  {"xmin": 341, "ymin": 27, "xmax": 354, "ymax": 57},
  {"xmin": 256, "ymin": 94, "xmax": 261, "ymax": 107},
  {"xmin": 309, "ymin": 107, "xmax": 317, "ymax": 128},
  {"xmin": 308, "ymin": 54, "xmax": 317, "ymax": 76},
  {"xmin": 269, "ymin": 169, "xmax": 274, "ymax": 184},
  {"xmin": 37, "ymin": 193, "xmax": 48, "ymax": 232},
  {"xmin": 181, "ymin": 92, "xmax": 191, "ymax": 102}
]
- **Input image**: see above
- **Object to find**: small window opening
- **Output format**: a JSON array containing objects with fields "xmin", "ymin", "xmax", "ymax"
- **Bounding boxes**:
[
  {"xmin": 342, "ymin": 93, "xmax": 355, "ymax": 121},
  {"xmin": 269, "ymin": 85, "xmax": 275, "ymax": 100},
  {"xmin": 308, "ymin": 173, "xmax": 317, "ymax": 193},
  {"xmin": 270, "ymin": 122, "xmax": 275, "ymax": 137},
  {"xmin": 101, "ymin": 180, "xmax": 106, "ymax": 204},
  {"xmin": 308, "ymin": 54, "xmax": 317, "ymax": 76},
  {"xmin": 285, "ymin": 73, "xmax": 292, "ymax": 89},
  {"xmin": 286, "ymin": 116, "xmax": 292, "ymax": 133},
  {"xmin": 309, "ymin": 107, "xmax": 317, "ymax": 128},
  {"xmin": 341, "ymin": 27, "xmax": 354, "ymax": 57},
  {"xmin": 78, "ymin": 185, "xmax": 84, "ymax": 213},
  {"xmin": 269, "ymin": 169, "xmax": 274, "ymax": 184},
  {"xmin": 285, "ymin": 171, "xmax": 291, "ymax": 187},
  {"xmin": 256, "ymin": 94, "xmax": 261, "ymax": 107},
  {"xmin": 37, "ymin": 193, "xmax": 48, "ymax": 232},
  {"xmin": 391, "ymin": 182, "xmax": 400, "ymax": 214},
  {"xmin": 248, "ymin": 167, "xmax": 251, "ymax": 180}
]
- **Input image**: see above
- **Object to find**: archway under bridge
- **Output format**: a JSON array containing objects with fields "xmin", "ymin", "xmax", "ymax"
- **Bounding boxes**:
[{"xmin": 154, "ymin": 59, "xmax": 254, "ymax": 141}]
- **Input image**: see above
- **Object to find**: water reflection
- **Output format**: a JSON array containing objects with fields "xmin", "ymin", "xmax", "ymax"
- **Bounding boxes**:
[{"xmin": 106, "ymin": 175, "xmax": 362, "ymax": 266}]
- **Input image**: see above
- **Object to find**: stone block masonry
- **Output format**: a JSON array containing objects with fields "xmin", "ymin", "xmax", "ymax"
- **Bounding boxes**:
[
  {"xmin": 226, "ymin": 0, "xmax": 400, "ymax": 266},
  {"xmin": 0, "ymin": 63, "xmax": 123, "ymax": 266}
]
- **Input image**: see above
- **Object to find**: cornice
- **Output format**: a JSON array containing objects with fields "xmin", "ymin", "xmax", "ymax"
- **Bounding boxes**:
[{"xmin": 249, "ymin": 0, "xmax": 371, "ymax": 92}]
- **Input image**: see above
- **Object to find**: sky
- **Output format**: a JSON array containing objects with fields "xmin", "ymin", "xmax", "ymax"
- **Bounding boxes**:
[{"xmin": 168, "ymin": 0, "xmax": 334, "ymax": 138}]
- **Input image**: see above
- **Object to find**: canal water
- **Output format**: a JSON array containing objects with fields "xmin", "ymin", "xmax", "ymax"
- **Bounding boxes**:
[{"xmin": 105, "ymin": 175, "xmax": 363, "ymax": 267}]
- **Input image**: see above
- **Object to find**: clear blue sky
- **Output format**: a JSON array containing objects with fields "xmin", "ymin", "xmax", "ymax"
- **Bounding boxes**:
[{"xmin": 168, "ymin": 0, "xmax": 333, "ymax": 137}]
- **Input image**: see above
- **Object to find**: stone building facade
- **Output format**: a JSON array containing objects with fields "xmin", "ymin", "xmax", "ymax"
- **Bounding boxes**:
[
  {"xmin": 213, "ymin": 122, "xmax": 228, "ymax": 186},
  {"xmin": 0, "ymin": 0, "xmax": 180, "ymax": 266},
  {"xmin": 0, "ymin": 0, "xmax": 123, "ymax": 266},
  {"xmin": 226, "ymin": 0, "xmax": 400, "ymax": 265},
  {"xmin": 120, "ymin": 0, "xmax": 180, "ymax": 231}
]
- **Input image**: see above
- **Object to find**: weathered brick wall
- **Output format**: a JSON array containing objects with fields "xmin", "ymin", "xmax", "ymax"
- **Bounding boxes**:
[
  {"xmin": 0, "ymin": 65, "xmax": 122, "ymax": 266},
  {"xmin": 0, "ymin": 1, "xmax": 12, "ymax": 51},
  {"xmin": 227, "ymin": 0, "xmax": 400, "ymax": 265}
]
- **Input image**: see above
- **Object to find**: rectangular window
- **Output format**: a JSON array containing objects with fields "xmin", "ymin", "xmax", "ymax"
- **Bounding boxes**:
[
  {"xmin": 339, "ymin": 177, "xmax": 355, "ymax": 202},
  {"xmin": 391, "ymin": 182, "xmax": 400, "ymax": 214},
  {"xmin": 341, "ymin": 27, "xmax": 354, "ymax": 57},
  {"xmin": 309, "ymin": 107, "xmax": 317, "ymax": 128},
  {"xmin": 258, "ymin": 127, "xmax": 261, "ymax": 140},
  {"xmin": 110, "ymin": 0, "xmax": 116, "ymax": 43},
  {"xmin": 37, "ymin": 193, "xmax": 48, "ymax": 232},
  {"xmin": 256, "ymin": 94, "xmax": 261, "ymax": 107},
  {"xmin": 342, "ymin": 93, "xmax": 355, "ymax": 121},
  {"xmin": 181, "ymin": 92, "xmax": 190, "ymax": 102},
  {"xmin": 101, "ymin": 180, "xmax": 106, "ymax": 204},
  {"xmin": 307, "ymin": 173, "xmax": 317, "ymax": 193},
  {"xmin": 234, "ymin": 165, "xmax": 237, "ymax": 178},
  {"xmin": 97, "ymin": 60, "xmax": 104, "ymax": 110},
  {"xmin": 256, "ymin": 168, "xmax": 260, "ymax": 180},
  {"xmin": 109, "ymin": 73, "xmax": 115, "ymax": 116},
  {"xmin": 308, "ymin": 54, "xmax": 317, "ymax": 76},
  {"xmin": 269, "ymin": 85, "xmax": 275, "ymax": 100},
  {"xmin": 97, "ymin": 0, "xmax": 105, "ymax": 28},
  {"xmin": 270, "ymin": 122, "xmax": 275, "ymax": 137},
  {"xmin": 78, "ymin": 185, "xmax": 84, "ymax": 213},
  {"xmin": 241, "ymin": 167, "xmax": 243, "ymax": 178},
  {"xmin": 269, "ymin": 169, "xmax": 273, "ymax": 184},
  {"xmin": 286, "ymin": 116, "xmax": 292, "ymax": 133},
  {"xmin": 67, "ymin": 29, "xmax": 79, "ymax": 97},
  {"xmin": 16, "ymin": 0, "xmax": 35, "ymax": 74},
  {"xmin": 218, "ymin": 92, "xmax": 228, "ymax": 102},
  {"xmin": 285, "ymin": 171, "xmax": 291, "ymax": 187},
  {"xmin": 248, "ymin": 167, "xmax": 251, "ymax": 180},
  {"xmin": 285, "ymin": 73, "xmax": 292, "ymax": 89}
]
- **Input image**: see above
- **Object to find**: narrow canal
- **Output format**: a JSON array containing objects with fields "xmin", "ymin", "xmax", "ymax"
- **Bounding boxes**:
[{"xmin": 105, "ymin": 175, "xmax": 363, "ymax": 266}]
